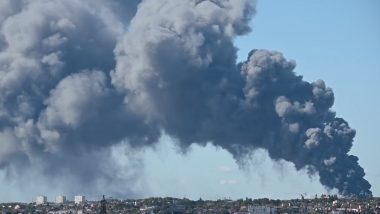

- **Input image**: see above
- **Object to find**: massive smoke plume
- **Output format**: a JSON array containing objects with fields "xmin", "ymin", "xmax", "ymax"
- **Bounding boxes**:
[{"xmin": 0, "ymin": 0, "xmax": 372, "ymax": 198}]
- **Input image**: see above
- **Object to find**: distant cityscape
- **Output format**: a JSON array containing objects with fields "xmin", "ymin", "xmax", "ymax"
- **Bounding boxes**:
[{"xmin": 1, "ymin": 194, "xmax": 379, "ymax": 214}]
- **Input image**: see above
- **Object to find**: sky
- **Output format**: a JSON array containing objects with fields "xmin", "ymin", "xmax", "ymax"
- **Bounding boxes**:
[
  {"xmin": 0, "ymin": 0, "xmax": 379, "ymax": 202},
  {"xmin": 139, "ymin": 0, "xmax": 380, "ymax": 200}
]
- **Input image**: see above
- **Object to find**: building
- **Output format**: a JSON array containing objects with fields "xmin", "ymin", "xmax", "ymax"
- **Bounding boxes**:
[
  {"xmin": 100, "ymin": 195, "xmax": 106, "ymax": 214},
  {"xmin": 74, "ymin": 196, "xmax": 85, "ymax": 204},
  {"xmin": 168, "ymin": 202, "xmax": 185, "ymax": 214},
  {"xmin": 56, "ymin": 196, "xmax": 66, "ymax": 204},
  {"xmin": 140, "ymin": 206, "xmax": 155, "ymax": 214},
  {"xmin": 36, "ymin": 196, "xmax": 47, "ymax": 205},
  {"xmin": 248, "ymin": 206, "xmax": 277, "ymax": 214}
]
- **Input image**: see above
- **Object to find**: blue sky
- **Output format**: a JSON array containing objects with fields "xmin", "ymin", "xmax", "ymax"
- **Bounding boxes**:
[{"xmin": 140, "ymin": 0, "xmax": 380, "ymax": 199}]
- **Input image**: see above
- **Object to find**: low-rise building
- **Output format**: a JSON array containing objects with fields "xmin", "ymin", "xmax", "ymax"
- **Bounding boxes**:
[
  {"xmin": 249, "ymin": 205, "xmax": 277, "ymax": 214},
  {"xmin": 140, "ymin": 206, "xmax": 155, "ymax": 214}
]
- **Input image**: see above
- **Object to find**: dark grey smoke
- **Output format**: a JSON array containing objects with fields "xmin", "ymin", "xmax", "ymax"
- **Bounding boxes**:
[
  {"xmin": 0, "ymin": 0, "xmax": 150, "ymax": 197},
  {"xmin": 0, "ymin": 0, "xmax": 372, "ymax": 198}
]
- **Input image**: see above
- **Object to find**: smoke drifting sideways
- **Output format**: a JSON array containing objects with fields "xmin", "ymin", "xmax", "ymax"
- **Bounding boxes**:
[{"xmin": 0, "ymin": 0, "xmax": 372, "ymax": 199}]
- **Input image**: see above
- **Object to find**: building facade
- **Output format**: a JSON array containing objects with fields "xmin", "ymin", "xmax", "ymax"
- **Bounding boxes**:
[
  {"xmin": 248, "ymin": 205, "xmax": 277, "ymax": 214},
  {"xmin": 36, "ymin": 196, "xmax": 47, "ymax": 205},
  {"xmin": 74, "ymin": 196, "xmax": 85, "ymax": 204},
  {"xmin": 56, "ymin": 196, "xmax": 66, "ymax": 204}
]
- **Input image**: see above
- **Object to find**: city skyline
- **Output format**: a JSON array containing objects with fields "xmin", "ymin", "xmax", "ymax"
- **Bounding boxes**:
[{"xmin": 1, "ymin": 195, "xmax": 380, "ymax": 213}]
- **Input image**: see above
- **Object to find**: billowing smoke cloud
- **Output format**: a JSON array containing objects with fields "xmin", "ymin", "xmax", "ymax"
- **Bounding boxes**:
[
  {"xmin": 0, "ymin": 0, "xmax": 372, "ymax": 198},
  {"xmin": 0, "ymin": 0, "xmax": 151, "ymax": 197}
]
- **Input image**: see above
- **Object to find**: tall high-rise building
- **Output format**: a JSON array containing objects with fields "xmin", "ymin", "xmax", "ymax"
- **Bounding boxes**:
[
  {"xmin": 35, "ymin": 196, "xmax": 47, "ymax": 205},
  {"xmin": 100, "ymin": 195, "xmax": 107, "ymax": 214},
  {"xmin": 74, "ymin": 195, "xmax": 85, "ymax": 204},
  {"xmin": 56, "ymin": 196, "xmax": 66, "ymax": 204}
]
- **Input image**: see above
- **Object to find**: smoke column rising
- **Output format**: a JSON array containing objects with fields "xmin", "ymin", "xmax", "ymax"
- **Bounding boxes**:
[{"xmin": 0, "ymin": 0, "xmax": 372, "ymax": 198}]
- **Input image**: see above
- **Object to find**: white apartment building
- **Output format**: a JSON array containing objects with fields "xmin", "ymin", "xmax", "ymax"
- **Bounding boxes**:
[
  {"xmin": 74, "ymin": 195, "xmax": 85, "ymax": 204},
  {"xmin": 56, "ymin": 195, "xmax": 66, "ymax": 204},
  {"xmin": 36, "ymin": 196, "xmax": 47, "ymax": 205}
]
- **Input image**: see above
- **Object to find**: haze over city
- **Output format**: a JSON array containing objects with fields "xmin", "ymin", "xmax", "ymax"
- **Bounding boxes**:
[{"xmin": 0, "ymin": 0, "xmax": 379, "ymax": 203}]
